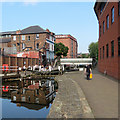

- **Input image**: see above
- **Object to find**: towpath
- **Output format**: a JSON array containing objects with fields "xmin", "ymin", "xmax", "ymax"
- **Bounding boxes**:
[{"xmin": 48, "ymin": 68, "xmax": 118, "ymax": 118}]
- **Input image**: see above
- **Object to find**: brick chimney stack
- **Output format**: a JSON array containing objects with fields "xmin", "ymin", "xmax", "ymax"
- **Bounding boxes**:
[
  {"xmin": 16, "ymin": 30, "xmax": 21, "ymax": 34},
  {"xmin": 46, "ymin": 29, "xmax": 50, "ymax": 33}
]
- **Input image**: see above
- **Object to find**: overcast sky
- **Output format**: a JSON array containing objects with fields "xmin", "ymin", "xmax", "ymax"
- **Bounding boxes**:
[{"xmin": 1, "ymin": 2, "xmax": 99, "ymax": 53}]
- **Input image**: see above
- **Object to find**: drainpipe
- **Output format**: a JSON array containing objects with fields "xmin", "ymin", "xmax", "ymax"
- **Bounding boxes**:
[
  {"xmin": 34, "ymin": 34, "xmax": 35, "ymax": 50},
  {"xmin": 19, "ymin": 34, "xmax": 20, "ymax": 52}
]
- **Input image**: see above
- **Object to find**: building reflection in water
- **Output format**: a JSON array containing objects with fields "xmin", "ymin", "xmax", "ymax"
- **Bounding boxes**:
[{"xmin": 1, "ymin": 79, "xmax": 58, "ymax": 110}]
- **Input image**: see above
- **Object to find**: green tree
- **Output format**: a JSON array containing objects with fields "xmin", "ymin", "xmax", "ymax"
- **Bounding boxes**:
[
  {"xmin": 88, "ymin": 42, "xmax": 98, "ymax": 60},
  {"xmin": 81, "ymin": 54, "xmax": 90, "ymax": 58},
  {"xmin": 54, "ymin": 43, "xmax": 69, "ymax": 58}
]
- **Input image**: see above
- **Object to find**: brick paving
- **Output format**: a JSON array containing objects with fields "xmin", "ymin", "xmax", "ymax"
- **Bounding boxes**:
[{"xmin": 48, "ymin": 68, "xmax": 118, "ymax": 118}]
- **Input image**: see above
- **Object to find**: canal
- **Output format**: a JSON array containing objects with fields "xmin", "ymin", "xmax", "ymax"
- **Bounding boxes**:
[{"xmin": 0, "ymin": 77, "xmax": 58, "ymax": 118}]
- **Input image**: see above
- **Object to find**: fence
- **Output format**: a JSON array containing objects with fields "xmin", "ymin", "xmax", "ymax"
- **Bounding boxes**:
[{"xmin": 0, "ymin": 55, "xmax": 39, "ymax": 73}]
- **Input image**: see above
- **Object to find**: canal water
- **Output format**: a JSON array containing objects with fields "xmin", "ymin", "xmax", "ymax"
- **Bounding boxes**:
[{"xmin": 0, "ymin": 78, "xmax": 58, "ymax": 118}]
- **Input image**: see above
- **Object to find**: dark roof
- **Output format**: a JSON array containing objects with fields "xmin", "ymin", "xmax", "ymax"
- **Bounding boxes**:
[
  {"xmin": 21, "ymin": 25, "xmax": 46, "ymax": 34},
  {"xmin": 94, "ymin": 0, "xmax": 107, "ymax": 19},
  {"xmin": 94, "ymin": 0, "xmax": 99, "ymax": 19},
  {"xmin": 0, "ymin": 31, "xmax": 16, "ymax": 35},
  {"xmin": 0, "ymin": 38, "xmax": 11, "ymax": 43},
  {"xmin": 0, "ymin": 25, "xmax": 49, "ymax": 35}
]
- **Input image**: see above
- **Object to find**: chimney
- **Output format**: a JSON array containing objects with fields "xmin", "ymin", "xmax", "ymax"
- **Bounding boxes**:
[
  {"xmin": 46, "ymin": 29, "xmax": 50, "ymax": 33},
  {"xmin": 16, "ymin": 30, "xmax": 21, "ymax": 34}
]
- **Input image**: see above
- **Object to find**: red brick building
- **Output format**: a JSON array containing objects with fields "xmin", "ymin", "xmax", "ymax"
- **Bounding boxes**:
[
  {"xmin": 55, "ymin": 34, "xmax": 78, "ymax": 58},
  {"xmin": 0, "ymin": 25, "xmax": 55, "ymax": 66},
  {"xmin": 94, "ymin": 1, "xmax": 120, "ymax": 80}
]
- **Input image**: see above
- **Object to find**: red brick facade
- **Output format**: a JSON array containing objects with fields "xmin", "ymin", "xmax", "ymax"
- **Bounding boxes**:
[
  {"xmin": 0, "ymin": 26, "xmax": 55, "ymax": 67},
  {"xmin": 94, "ymin": 2, "xmax": 120, "ymax": 80},
  {"xmin": 55, "ymin": 35, "xmax": 78, "ymax": 58}
]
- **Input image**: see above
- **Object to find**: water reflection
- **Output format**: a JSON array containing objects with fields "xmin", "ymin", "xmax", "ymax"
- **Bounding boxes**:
[{"xmin": 1, "ymin": 78, "xmax": 58, "ymax": 111}]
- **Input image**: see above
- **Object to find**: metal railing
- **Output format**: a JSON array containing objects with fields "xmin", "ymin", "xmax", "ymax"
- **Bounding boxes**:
[{"xmin": 60, "ymin": 58, "xmax": 92, "ymax": 65}]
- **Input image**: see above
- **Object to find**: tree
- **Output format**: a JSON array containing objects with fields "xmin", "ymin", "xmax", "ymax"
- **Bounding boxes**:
[
  {"xmin": 81, "ymin": 53, "xmax": 90, "ymax": 58},
  {"xmin": 88, "ymin": 42, "xmax": 98, "ymax": 60},
  {"xmin": 54, "ymin": 43, "xmax": 69, "ymax": 58}
]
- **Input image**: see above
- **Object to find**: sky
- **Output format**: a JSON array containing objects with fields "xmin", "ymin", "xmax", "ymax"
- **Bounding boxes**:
[{"xmin": 1, "ymin": 1, "xmax": 99, "ymax": 53}]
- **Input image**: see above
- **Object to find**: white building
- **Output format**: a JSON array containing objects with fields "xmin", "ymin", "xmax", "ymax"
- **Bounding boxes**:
[{"xmin": 46, "ymin": 35, "xmax": 55, "ymax": 63}]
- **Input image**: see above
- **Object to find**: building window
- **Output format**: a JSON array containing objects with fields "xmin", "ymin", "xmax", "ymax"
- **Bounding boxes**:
[
  {"xmin": 36, "ymin": 98, "xmax": 39, "ymax": 103},
  {"xmin": 22, "ymin": 43, "xmax": 25, "ymax": 50},
  {"xmin": 111, "ymin": 41, "xmax": 114, "ymax": 57},
  {"xmin": 100, "ymin": 48, "xmax": 101, "ymax": 59},
  {"xmin": 103, "ymin": 46, "xmax": 104, "ymax": 59},
  {"xmin": 21, "ymin": 96, "xmax": 25, "ymax": 102},
  {"xmin": 28, "ymin": 36, "xmax": 30, "ymax": 41},
  {"xmin": 100, "ymin": 2, "xmax": 106, "ymax": 14},
  {"xmin": 52, "ymin": 45, "xmax": 53, "ymax": 51},
  {"xmin": 53, "ymin": 37, "xmax": 55, "ymax": 42},
  {"xmin": 36, "ymin": 43, "xmax": 39, "ymax": 50},
  {"xmin": 36, "ymin": 34, "xmax": 39, "ymax": 39},
  {"xmin": 118, "ymin": 1, "xmax": 120, "ymax": 16},
  {"xmin": 111, "ymin": 7, "xmax": 114, "ymax": 23},
  {"xmin": 118, "ymin": 37, "xmax": 120, "ymax": 56},
  {"xmin": 106, "ymin": 44, "xmax": 109, "ymax": 58},
  {"xmin": 36, "ymin": 89, "xmax": 39, "ymax": 95},
  {"xmin": 100, "ymin": 25, "xmax": 101, "ymax": 37},
  {"xmin": 28, "ymin": 96, "xmax": 30, "ymax": 102},
  {"xmin": 22, "ymin": 35, "xmax": 25, "ymax": 40},
  {"xmin": 13, "ymin": 36, "xmax": 16, "ymax": 41},
  {"xmin": 50, "ymin": 36, "xmax": 52, "ymax": 41},
  {"xmin": 103, "ymin": 21, "xmax": 105, "ymax": 34},
  {"xmin": 106, "ymin": 15, "xmax": 109, "ymax": 29},
  {"xmin": 13, "ymin": 96, "xmax": 16, "ymax": 101}
]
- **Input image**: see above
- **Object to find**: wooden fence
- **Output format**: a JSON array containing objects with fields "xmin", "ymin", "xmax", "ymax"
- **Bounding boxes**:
[{"xmin": 0, "ymin": 55, "xmax": 39, "ymax": 73}]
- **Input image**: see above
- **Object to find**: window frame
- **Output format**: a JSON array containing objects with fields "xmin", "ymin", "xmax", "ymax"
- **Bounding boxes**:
[
  {"xmin": 28, "ymin": 36, "xmax": 30, "ymax": 41},
  {"xmin": 36, "ymin": 34, "xmax": 39, "ymax": 39},
  {"xmin": 111, "ymin": 40, "xmax": 114, "ymax": 57},
  {"xmin": 13, "ymin": 36, "xmax": 16, "ymax": 41},
  {"xmin": 22, "ymin": 35, "xmax": 25, "ymax": 40},
  {"xmin": 22, "ymin": 43, "xmax": 26, "ymax": 50},
  {"xmin": 36, "ymin": 43, "xmax": 39, "ymax": 50},
  {"xmin": 103, "ymin": 46, "xmax": 104, "ymax": 59},
  {"xmin": 118, "ymin": 37, "xmax": 120, "ymax": 56},
  {"xmin": 111, "ymin": 7, "xmax": 114, "ymax": 24},
  {"xmin": 100, "ymin": 25, "xmax": 101, "ymax": 37},
  {"xmin": 100, "ymin": 48, "xmax": 101, "ymax": 59},
  {"xmin": 106, "ymin": 44, "xmax": 109, "ymax": 58},
  {"xmin": 106, "ymin": 15, "xmax": 109, "ymax": 29}
]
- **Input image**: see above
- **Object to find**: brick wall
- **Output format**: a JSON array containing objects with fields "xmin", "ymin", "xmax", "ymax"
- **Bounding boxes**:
[
  {"xmin": 1, "ymin": 55, "xmax": 39, "ymax": 73},
  {"xmin": 11, "ymin": 33, "xmax": 47, "ymax": 52},
  {"xmin": 55, "ymin": 35, "xmax": 78, "ymax": 58},
  {"xmin": 0, "ymin": 42, "xmax": 11, "ymax": 48},
  {"xmin": 97, "ymin": 2, "xmax": 120, "ymax": 79}
]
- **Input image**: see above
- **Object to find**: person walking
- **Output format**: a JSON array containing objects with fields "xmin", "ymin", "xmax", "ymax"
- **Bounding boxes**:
[
  {"xmin": 85, "ymin": 64, "xmax": 92, "ymax": 80},
  {"xmin": 23, "ymin": 65, "xmax": 26, "ymax": 75}
]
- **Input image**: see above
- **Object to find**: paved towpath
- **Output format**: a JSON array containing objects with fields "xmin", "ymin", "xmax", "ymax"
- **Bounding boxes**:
[{"xmin": 48, "ymin": 68, "xmax": 118, "ymax": 118}]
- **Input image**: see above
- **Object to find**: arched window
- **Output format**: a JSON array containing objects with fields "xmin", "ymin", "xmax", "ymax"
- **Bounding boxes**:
[{"xmin": 36, "ymin": 43, "xmax": 39, "ymax": 50}]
